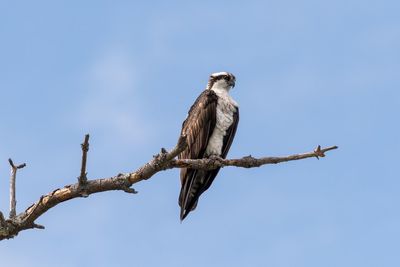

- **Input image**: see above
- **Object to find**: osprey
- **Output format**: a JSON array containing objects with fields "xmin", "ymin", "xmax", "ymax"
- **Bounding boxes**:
[{"xmin": 179, "ymin": 72, "xmax": 239, "ymax": 220}]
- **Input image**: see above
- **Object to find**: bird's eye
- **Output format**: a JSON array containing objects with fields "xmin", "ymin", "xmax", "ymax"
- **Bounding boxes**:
[{"xmin": 224, "ymin": 75, "xmax": 230, "ymax": 80}]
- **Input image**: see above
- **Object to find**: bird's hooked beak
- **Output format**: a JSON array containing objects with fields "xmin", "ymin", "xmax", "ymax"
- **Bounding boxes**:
[
  {"xmin": 228, "ymin": 74, "xmax": 236, "ymax": 88},
  {"xmin": 230, "ymin": 78, "xmax": 236, "ymax": 88}
]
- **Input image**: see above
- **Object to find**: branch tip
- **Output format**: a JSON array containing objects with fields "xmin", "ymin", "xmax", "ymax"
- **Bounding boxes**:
[
  {"xmin": 81, "ymin": 134, "xmax": 90, "ymax": 152},
  {"xmin": 17, "ymin": 163, "xmax": 26, "ymax": 169},
  {"xmin": 32, "ymin": 223, "xmax": 45, "ymax": 230},
  {"xmin": 8, "ymin": 158, "xmax": 14, "ymax": 168},
  {"xmin": 8, "ymin": 159, "xmax": 25, "ymax": 169}
]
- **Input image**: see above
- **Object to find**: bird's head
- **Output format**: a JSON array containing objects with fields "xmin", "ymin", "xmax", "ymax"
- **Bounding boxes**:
[{"xmin": 207, "ymin": 72, "xmax": 236, "ymax": 91}]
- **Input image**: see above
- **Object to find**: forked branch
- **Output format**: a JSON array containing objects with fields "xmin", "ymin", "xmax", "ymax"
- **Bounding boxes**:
[{"xmin": 0, "ymin": 135, "xmax": 337, "ymax": 240}]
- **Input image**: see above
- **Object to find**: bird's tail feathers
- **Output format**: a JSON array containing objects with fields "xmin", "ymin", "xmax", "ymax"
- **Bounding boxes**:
[{"xmin": 179, "ymin": 170, "xmax": 206, "ymax": 221}]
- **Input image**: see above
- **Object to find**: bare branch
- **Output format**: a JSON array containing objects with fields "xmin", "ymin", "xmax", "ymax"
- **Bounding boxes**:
[
  {"xmin": 168, "ymin": 145, "xmax": 339, "ymax": 170},
  {"xmin": 0, "ymin": 135, "xmax": 337, "ymax": 241},
  {"xmin": 77, "ymin": 134, "xmax": 90, "ymax": 197},
  {"xmin": 78, "ymin": 134, "xmax": 90, "ymax": 186},
  {"xmin": 8, "ymin": 158, "xmax": 26, "ymax": 219}
]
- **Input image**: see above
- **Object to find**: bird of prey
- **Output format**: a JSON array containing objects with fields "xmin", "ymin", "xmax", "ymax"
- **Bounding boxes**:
[{"xmin": 178, "ymin": 72, "xmax": 239, "ymax": 221}]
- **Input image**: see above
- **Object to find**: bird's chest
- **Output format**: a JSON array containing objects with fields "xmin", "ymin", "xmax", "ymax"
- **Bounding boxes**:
[
  {"xmin": 205, "ymin": 96, "xmax": 237, "ymax": 156},
  {"xmin": 215, "ymin": 98, "xmax": 235, "ymax": 131}
]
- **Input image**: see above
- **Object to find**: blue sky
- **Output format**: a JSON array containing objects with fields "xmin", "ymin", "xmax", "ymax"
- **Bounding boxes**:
[{"xmin": 0, "ymin": 0, "xmax": 399, "ymax": 266}]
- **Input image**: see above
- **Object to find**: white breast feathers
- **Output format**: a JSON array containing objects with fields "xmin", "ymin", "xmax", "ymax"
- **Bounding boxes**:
[{"xmin": 205, "ymin": 89, "xmax": 237, "ymax": 156}]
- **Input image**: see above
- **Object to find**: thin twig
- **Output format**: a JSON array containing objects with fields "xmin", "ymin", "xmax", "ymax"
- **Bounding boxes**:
[
  {"xmin": 78, "ymin": 134, "xmax": 90, "ymax": 186},
  {"xmin": 8, "ymin": 159, "xmax": 26, "ymax": 219}
]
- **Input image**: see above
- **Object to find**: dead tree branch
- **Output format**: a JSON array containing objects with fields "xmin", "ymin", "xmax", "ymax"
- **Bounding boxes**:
[
  {"xmin": 8, "ymin": 159, "xmax": 26, "ymax": 219},
  {"xmin": 168, "ymin": 145, "xmax": 338, "ymax": 170},
  {"xmin": 77, "ymin": 134, "xmax": 90, "ymax": 197},
  {"xmin": 78, "ymin": 134, "xmax": 90, "ymax": 186},
  {"xmin": 0, "ymin": 135, "xmax": 337, "ymax": 241}
]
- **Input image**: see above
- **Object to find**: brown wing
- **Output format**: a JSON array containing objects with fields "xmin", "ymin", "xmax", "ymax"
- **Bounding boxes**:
[
  {"xmin": 222, "ymin": 106, "xmax": 239, "ymax": 158},
  {"xmin": 178, "ymin": 90, "xmax": 218, "ymax": 219},
  {"xmin": 178, "ymin": 90, "xmax": 218, "ymax": 183}
]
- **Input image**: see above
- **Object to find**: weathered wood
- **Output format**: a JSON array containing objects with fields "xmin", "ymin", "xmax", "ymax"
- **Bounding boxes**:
[{"xmin": 0, "ymin": 134, "xmax": 337, "ymax": 241}]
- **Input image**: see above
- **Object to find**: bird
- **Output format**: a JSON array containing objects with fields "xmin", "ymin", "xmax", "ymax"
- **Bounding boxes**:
[{"xmin": 178, "ymin": 71, "xmax": 239, "ymax": 221}]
